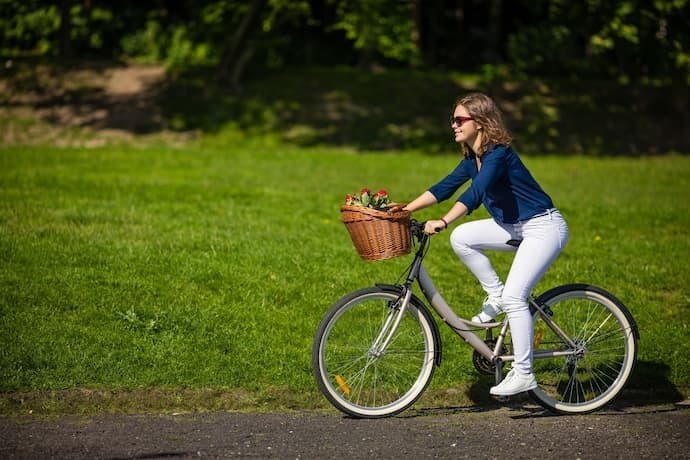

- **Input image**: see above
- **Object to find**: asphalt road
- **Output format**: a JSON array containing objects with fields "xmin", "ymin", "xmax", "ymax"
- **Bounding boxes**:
[{"xmin": 2, "ymin": 402, "xmax": 689, "ymax": 459}]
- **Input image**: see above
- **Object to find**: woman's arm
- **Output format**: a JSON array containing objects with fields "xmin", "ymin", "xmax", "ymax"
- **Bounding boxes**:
[
  {"xmin": 400, "ymin": 191, "xmax": 469, "ymax": 234},
  {"xmin": 403, "ymin": 191, "xmax": 438, "ymax": 212},
  {"xmin": 424, "ymin": 201, "xmax": 469, "ymax": 234}
]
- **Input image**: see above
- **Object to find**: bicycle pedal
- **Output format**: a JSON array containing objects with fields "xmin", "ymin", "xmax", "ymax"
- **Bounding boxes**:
[{"xmin": 493, "ymin": 395, "xmax": 510, "ymax": 403}]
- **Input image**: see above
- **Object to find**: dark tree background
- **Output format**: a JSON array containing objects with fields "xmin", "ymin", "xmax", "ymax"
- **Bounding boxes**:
[{"xmin": 2, "ymin": 0, "xmax": 688, "ymax": 84}]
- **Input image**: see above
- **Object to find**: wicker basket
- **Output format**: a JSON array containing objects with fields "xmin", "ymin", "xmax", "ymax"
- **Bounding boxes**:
[{"xmin": 341, "ymin": 205, "xmax": 411, "ymax": 261}]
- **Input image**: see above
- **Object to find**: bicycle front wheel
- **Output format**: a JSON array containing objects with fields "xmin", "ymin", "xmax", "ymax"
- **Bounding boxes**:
[
  {"xmin": 312, "ymin": 287, "xmax": 438, "ymax": 418},
  {"xmin": 529, "ymin": 284, "xmax": 638, "ymax": 414}
]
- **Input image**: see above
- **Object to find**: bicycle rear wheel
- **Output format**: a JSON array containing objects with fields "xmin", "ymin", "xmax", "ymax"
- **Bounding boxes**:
[
  {"xmin": 312, "ymin": 286, "xmax": 438, "ymax": 418},
  {"xmin": 529, "ymin": 284, "xmax": 638, "ymax": 414}
]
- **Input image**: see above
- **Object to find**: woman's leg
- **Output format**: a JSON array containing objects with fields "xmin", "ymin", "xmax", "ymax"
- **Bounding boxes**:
[
  {"xmin": 502, "ymin": 212, "xmax": 569, "ymax": 376},
  {"xmin": 449, "ymin": 218, "xmax": 518, "ymax": 300}
]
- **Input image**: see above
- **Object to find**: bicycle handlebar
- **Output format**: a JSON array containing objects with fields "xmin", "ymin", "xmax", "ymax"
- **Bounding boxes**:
[
  {"xmin": 410, "ymin": 219, "xmax": 444, "ymax": 240},
  {"xmin": 410, "ymin": 219, "xmax": 425, "ymax": 239}
]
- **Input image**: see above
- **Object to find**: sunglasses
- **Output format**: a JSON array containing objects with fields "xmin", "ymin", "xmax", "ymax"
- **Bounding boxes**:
[{"xmin": 450, "ymin": 116, "xmax": 474, "ymax": 126}]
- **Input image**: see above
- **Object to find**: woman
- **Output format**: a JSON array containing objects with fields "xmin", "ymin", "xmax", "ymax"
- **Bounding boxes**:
[{"xmin": 398, "ymin": 92, "xmax": 569, "ymax": 396}]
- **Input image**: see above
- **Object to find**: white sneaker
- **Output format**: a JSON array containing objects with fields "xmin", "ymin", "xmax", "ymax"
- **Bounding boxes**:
[
  {"xmin": 471, "ymin": 296, "xmax": 503, "ymax": 323},
  {"xmin": 490, "ymin": 369, "xmax": 538, "ymax": 396}
]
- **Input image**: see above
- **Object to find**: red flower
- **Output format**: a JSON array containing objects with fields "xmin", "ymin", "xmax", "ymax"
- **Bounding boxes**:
[{"xmin": 344, "ymin": 187, "xmax": 391, "ymax": 208}]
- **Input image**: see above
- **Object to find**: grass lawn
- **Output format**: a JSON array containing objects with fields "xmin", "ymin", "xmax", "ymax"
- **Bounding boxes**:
[{"xmin": 1, "ymin": 144, "xmax": 688, "ymax": 415}]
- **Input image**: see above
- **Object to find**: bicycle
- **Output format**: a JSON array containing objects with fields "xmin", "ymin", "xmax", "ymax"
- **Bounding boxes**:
[{"xmin": 312, "ymin": 219, "xmax": 639, "ymax": 418}]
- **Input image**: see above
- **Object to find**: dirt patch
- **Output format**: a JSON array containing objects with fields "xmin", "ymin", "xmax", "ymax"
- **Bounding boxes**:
[
  {"xmin": 105, "ymin": 66, "xmax": 166, "ymax": 96},
  {"xmin": 1, "ymin": 62, "xmax": 195, "ymax": 147}
]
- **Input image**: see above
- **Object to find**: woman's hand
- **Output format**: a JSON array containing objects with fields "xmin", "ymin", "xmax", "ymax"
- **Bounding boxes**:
[
  {"xmin": 386, "ymin": 203, "xmax": 408, "ymax": 213},
  {"xmin": 424, "ymin": 219, "xmax": 447, "ymax": 234}
]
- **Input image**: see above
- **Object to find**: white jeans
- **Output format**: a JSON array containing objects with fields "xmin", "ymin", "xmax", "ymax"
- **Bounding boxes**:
[{"xmin": 450, "ymin": 210, "xmax": 569, "ymax": 375}]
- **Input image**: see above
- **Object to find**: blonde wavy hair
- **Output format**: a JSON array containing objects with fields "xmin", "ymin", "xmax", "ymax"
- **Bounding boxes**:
[{"xmin": 455, "ymin": 93, "xmax": 512, "ymax": 157}]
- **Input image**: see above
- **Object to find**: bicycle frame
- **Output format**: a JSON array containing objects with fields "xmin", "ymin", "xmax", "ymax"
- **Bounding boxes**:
[
  {"xmin": 388, "ymin": 221, "xmax": 580, "ymax": 381},
  {"xmin": 314, "ymin": 219, "xmax": 639, "ymax": 417}
]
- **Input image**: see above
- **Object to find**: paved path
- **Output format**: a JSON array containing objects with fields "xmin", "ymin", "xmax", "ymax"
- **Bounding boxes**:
[{"xmin": 1, "ymin": 402, "xmax": 688, "ymax": 459}]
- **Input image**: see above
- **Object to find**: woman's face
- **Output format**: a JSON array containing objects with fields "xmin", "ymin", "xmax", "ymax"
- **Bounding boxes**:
[{"xmin": 451, "ymin": 104, "xmax": 480, "ymax": 145}]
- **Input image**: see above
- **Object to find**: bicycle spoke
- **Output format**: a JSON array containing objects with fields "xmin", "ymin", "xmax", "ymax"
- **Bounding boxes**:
[
  {"xmin": 530, "ymin": 286, "xmax": 637, "ymax": 413},
  {"xmin": 313, "ymin": 288, "xmax": 437, "ymax": 417}
]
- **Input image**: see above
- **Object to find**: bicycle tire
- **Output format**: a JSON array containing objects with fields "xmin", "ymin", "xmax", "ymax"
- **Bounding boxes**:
[
  {"xmin": 312, "ymin": 286, "xmax": 438, "ymax": 418},
  {"xmin": 529, "ymin": 284, "xmax": 638, "ymax": 414}
]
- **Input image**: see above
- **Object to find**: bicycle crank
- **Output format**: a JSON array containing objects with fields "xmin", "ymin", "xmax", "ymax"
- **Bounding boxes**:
[{"xmin": 472, "ymin": 339, "xmax": 508, "ymax": 375}]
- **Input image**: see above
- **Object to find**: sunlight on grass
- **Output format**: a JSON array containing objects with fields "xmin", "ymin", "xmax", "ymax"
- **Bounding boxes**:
[{"xmin": 0, "ymin": 145, "xmax": 688, "ymax": 413}]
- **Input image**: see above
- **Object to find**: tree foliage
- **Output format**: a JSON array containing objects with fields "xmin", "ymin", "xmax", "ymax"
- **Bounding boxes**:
[
  {"xmin": 1, "ymin": 0, "xmax": 688, "ymax": 84},
  {"xmin": 330, "ymin": 0, "xmax": 420, "ymax": 67}
]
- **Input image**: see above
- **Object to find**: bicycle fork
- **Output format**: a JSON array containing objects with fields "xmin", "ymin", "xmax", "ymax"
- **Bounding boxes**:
[
  {"xmin": 368, "ymin": 287, "xmax": 414, "ymax": 358},
  {"xmin": 368, "ymin": 242, "xmax": 426, "ymax": 359}
]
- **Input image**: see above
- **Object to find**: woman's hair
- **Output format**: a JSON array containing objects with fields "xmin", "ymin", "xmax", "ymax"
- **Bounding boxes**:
[{"xmin": 455, "ymin": 92, "xmax": 512, "ymax": 157}]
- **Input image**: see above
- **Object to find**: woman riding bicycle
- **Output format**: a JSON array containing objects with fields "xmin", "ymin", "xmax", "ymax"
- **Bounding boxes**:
[{"xmin": 395, "ymin": 92, "xmax": 569, "ymax": 397}]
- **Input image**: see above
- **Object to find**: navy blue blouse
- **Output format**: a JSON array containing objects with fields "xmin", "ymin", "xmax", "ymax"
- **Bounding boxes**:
[{"xmin": 428, "ymin": 145, "xmax": 554, "ymax": 224}]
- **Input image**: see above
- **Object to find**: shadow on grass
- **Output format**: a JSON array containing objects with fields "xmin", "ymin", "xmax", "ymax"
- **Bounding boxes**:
[
  {"xmin": 156, "ymin": 65, "xmax": 690, "ymax": 155},
  {"xmin": 3, "ymin": 58, "xmax": 688, "ymax": 154},
  {"xmin": 620, "ymin": 360, "xmax": 687, "ymax": 406}
]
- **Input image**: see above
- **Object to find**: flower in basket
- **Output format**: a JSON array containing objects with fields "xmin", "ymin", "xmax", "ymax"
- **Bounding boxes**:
[
  {"xmin": 371, "ymin": 189, "xmax": 390, "ymax": 208},
  {"xmin": 360, "ymin": 188, "xmax": 371, "ymax": 207},
  {"xmin": 344, "ymin": 187, "xmax": 391, "ymax": 210},
  {"xmin": 344, "ymin": 193, "xmax": 360, "ymax": 206}
]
